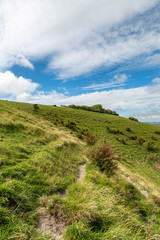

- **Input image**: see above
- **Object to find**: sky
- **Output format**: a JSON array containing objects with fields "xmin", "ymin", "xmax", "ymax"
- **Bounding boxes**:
[{"xmin": 0, "ymin": 0, "xmax": 160, "ymax": 122}]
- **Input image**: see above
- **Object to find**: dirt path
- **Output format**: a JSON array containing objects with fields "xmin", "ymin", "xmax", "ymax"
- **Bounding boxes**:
[
  {"xmin": 36, "ymin": 160, "xmax": 88, "ymax": 240},
  {"xmin": 76, "ymin": 159, "xmax": 88, "ymax": 183}
]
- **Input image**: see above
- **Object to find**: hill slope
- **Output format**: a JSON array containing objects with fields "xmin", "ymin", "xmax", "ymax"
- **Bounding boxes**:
[{"xmin": 0, "ymin": 100, "xmax": 160, "ymax": 240}]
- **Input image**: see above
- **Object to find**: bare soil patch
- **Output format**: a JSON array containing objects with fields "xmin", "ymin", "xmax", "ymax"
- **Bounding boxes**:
[{"xmin": 36, "ymin": 160, "xmax": 88, "ymax": 239}]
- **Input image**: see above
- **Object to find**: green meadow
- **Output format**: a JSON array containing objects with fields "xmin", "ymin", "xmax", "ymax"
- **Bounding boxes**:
[{"xmin": 0, "ymin": 100, "xmax": 160, "ymax": 239}]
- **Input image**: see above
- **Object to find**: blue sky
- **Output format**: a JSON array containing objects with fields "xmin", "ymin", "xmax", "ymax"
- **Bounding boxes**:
[{"xmin": 0, "ymin": 0, "xmax": 160, "ymax": 122}]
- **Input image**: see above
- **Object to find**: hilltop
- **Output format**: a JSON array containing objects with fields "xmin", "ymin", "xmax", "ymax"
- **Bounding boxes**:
[{"xmin": 0, "ymin": 100, "xmax": 160, "ymax": 240}]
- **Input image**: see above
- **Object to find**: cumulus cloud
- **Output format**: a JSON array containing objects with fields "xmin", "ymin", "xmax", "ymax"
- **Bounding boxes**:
[
  {"xmin": 3, "ymin": 75, "xmax": 159, "ymax": 122},
  {"xmin": 0, "ymin": 0, "xmax": 159, "ymax": 78},
  {"xmin": 127, "ymin": 110, "xmax": 160, "ymax": 122},
  {"xmin": 83, "ymin": 74, "xmax": 128, "ymax": 90},
  {"xmin": 0, "ymin": 71, "xmax": 38, "ymax": 96}
]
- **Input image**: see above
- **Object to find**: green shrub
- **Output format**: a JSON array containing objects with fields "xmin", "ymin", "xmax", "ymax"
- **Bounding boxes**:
[
  {"xmin": 131, "ymin": 135, "xmax": 137, "ymax": 140},
  {"xmin": 88, "ymin": 144, "xmax": 119, "ymax": 176},
  {"xmin": 143, "ymin": 142, "xmax": 154, "ymax": 151},
  {"xmin": 129, "ymin": 117, "xmax": 138, "ymax": 122},
  {"xmin": 125, "ymin": 127, "xmax": 131, "ymax": 132},
  {"xmin": 137, "ymin": 136, "xmax": 145, "ymax": 145},
  {"xmin": 33, "ymin": 104, "xmax": 39, "ymax": 112},
  {"xmin": 107, "ymin": 128, "xmax": 124, "ymax": 135},
  {"xmin": 65, "ymin": 121, "xmax": 78, "ymax": 132}
]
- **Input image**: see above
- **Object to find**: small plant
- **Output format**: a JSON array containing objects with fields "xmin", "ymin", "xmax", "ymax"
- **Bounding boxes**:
[
  {"xmin": 65, "ymin": 121, "xmax": 78, "ymax": 131},
  {"xmin": 137, "ymin": 136, "xmax": 145, "ymax": 145},
  {"xmin": 131, "ymin": 135, "xmax": 137, "ymax": 140},
  {"xmin": 125, "ymin": 127, "xmax": 131, "ymax": 132},
  {"xmin": 143, "ymin": 142, "xmax": 155, "ymax": 151},
  {"xmin": 33, "ymin": 104, "xmax": 39, "ymax": 112},
  {"xmin": 88, "ymin": 144, "xmax": 119, "ymax": 176},
  {"xmin": 85, "ymin": 133, "xmax": 96, "ymax": 145}
]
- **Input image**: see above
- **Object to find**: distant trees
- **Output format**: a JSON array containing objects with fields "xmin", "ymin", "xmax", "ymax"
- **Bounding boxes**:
[
  {"xmin": 68, "ymin": 104, "xmax": 119, "ymax": 116},
  {"xmin": 33, "ymin": 104, "xmax": 39, "ymax": 112},
  {"xmin": 129, "ymin": 117, "xmax": 138, "ymax": 122}
]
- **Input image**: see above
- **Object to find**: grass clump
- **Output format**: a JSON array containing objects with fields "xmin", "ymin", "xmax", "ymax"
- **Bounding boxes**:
[
  {"xmin": 88, "ymin": 144, "xmax": 119, "ymax": 176},
  {"xmin": 143, "ymin": 141, "xmax": 155, "ymax": 151},
  {"xmin": 85, "ymin": 133, "xmax": 97, "ymax": 146},
  {"xmin": 137, "ymin": 136, "xmax": 145, "ymax": 145}
]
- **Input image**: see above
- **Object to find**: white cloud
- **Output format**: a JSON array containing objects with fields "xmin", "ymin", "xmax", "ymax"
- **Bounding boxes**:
[
  {"xmin": 1, "ymin": 70, "xmax": 159, "ymax": 121},
  {"xmin": 0, "ymin": 71, "xmax": 38, "ymax": 96},
  {"xmin": 4, "ymin": 75, "xmax": 159, "ymax": 122},
  {"xmin": 0, "ymin": 0, "xmax": 159, "ymax": 77},
  {"xmin": 127, "ymin": 110, "xmax": 160, "ymax": 122},
  {"xmin": 83, "ymin": 74, "xmax": 128, "ymax": 90}
]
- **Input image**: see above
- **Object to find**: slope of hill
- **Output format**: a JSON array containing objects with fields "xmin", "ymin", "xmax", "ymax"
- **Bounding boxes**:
[{"xmin": 0, "ymin": 100, "xmax": 160, "ymax": 240}]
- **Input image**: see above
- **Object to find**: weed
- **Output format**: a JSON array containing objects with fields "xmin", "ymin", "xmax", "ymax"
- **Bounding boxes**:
[
  {"xmin": 88, "ymin": 144, "xmax": 119, "ymax": 176},
  {"xmin": 85, "ymin": 133, "xmax": 97, "ymax": 145}
]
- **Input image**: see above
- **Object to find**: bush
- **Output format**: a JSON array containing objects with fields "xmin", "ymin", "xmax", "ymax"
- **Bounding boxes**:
[
  {"xmin": 129, "ymin": 117, "xmax": 138, "ymax": 122},
  {"xmin": 131, "ymin": 135, "xmax": 137, "ymax": 140},
  {"xmin": 117, "ymin": 138, "xmax": 126, "ymax": 144},
  {"xmin": 143, "ymin": 142, "xmax": 154, "ymax": 151},
  {"xmin": 107, "ymin": 128, "xmax": 124, "ymax": 135},
  {"xmin": 65, "ymin": 121, "xmax": 78, "ymax": 131},
  {"xmin": 125, "ymin": 127, "xmax": 131, "ymax": 132},
  {"xmin": 33, "ymin": 104, "xmax": 39, "ymax": 112},
  {"xmin": 85, "ymin": 133, "xmax": 96, "ymax": 146},
  {"xmin": 88, "ymin": 144, "xmax": 119, "ymax": 176},
  {"xmin": 137, "ymin": 136, "xmax": 145, "ymax": 145}
]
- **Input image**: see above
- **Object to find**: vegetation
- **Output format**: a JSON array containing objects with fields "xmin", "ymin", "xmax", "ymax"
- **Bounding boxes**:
[
  {"xmin": 0, "ymin": 99, "xmax": 160, "ymax": 239},
  {"xmin": 68, "ymin": 104, "xmax": 119, "ymax": 115},
  {"xmin": 88, "ymin": 144, "xmax": 119, "ymax": 176},
  {"xmin": 129, "ymin": 116, "xmax": 139, "ymax": 122},
  {"xmin": 33, "ymin": 103, "xmax": 39, "ymax": 112}
]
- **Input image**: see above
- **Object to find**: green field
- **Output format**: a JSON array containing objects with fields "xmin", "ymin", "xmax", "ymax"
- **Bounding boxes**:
[{"xmin": 0, "ymin": 100, "xmax": 160, "ymax": 240}]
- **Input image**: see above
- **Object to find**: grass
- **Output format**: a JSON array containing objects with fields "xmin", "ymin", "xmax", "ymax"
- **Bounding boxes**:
[
  {"xmin": 0, "ymin": 100, "xmax": 160, "ymax": 239},
  {"xmin": 0, "ymin": 101, "xmax": 85, "ymax": 239}
]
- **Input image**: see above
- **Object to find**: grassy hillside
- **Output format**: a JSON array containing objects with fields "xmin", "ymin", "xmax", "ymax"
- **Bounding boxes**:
[{"xmin": 0, "ymin": 100, "xmax": 160, "ymax": 239}]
